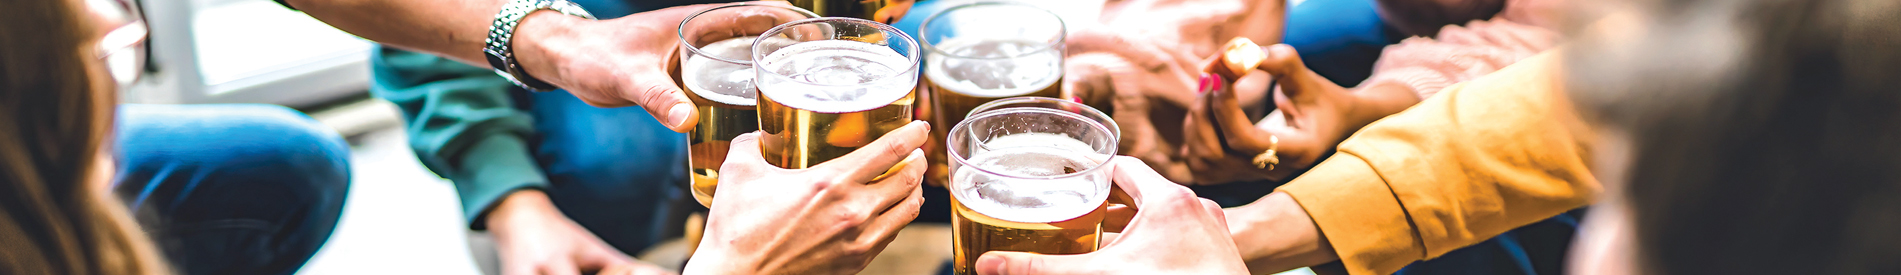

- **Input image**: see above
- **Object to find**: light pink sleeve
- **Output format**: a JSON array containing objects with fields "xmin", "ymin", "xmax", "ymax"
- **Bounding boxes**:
[{"xmin": 1360, "ymin": 19, "xmax": 1559, "ymax": 99}]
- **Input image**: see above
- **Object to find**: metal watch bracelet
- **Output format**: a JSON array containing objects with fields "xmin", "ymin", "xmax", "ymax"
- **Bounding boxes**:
[{"xmin": 483, "ymin": 0, "xmax": 594, "ymax": 91}]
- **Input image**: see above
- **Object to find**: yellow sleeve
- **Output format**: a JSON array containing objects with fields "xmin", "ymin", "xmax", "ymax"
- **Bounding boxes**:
[{"xmin": 1276, "ymin": 52, "xmax": 1601, "ymax": 275}]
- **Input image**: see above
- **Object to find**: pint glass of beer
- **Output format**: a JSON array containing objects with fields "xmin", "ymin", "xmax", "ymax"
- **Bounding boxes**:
[
  {"xmin": 753, "ymin": 18, "xmax": 921, "ymax": 169},
  {"xmin": 946, "ymin": 97, "xmax": 1119, "ymax": 275},
  {"xmin": 919, "ymin": 2, "xmax": 1067, "ymax": 185},
  {"xmin": 676, "ymin": 3, "xmax": 818, "ymax": 207}
]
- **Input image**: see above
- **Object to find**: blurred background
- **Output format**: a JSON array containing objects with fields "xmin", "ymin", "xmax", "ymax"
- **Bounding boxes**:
[
  {"xmin": 123, "ymin": 0, "xmax": 1176, "ymax": 274},
  {"xmin": 123, "ymin": 1, "xmax": 479, "ymax": 274}
]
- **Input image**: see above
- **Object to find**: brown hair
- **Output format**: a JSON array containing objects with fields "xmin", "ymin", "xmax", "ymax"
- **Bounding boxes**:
[
  {"xmin": 1567, "ymin": 0, "xmax": 1901, "ymax": 274},
  {"xmin": 0, "ymin": 0, "xmax": 168, "ymax": 273}
]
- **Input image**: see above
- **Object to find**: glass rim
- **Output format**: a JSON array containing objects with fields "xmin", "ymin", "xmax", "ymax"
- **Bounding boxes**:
[
  {"xmin": 751, "ymin": 17, "xmax": 923, "ymax": 88},
  {"xmin": 919, "ymin": 1, "xmax": 1067, "ymax": 61},
  {"xmin": 946, "ymin": 100, "xmax": 1119, "ymax": 181},
  {"xmin": 967, "ymin": 96, "xmax": 1120, "ymax": 139},
  {"xmin": 677, "ymin": 3, "xmax": 820, "ymax": 66}
]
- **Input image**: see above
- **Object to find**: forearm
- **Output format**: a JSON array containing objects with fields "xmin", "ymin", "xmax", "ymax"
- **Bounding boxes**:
[
  {"xmin": 1226, "ymin": 192, "xmax": 1339, "ymax": 274},
  {"xmin": 288, "ymin": 0, "xmax": 583, "ymax": 72},
  {"xmin": 287, "ymin": 0, "xmax": 502, "ymax": 64}
]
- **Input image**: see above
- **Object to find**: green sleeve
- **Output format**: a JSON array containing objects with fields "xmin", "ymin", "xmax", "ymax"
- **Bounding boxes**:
[{"xmin": 368, "ymin": 46, "xmax": 547, "ymax": 230}]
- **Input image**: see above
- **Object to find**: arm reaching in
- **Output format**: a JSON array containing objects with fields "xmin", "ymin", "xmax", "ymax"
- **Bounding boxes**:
[
  {"xmin": 973, "ymin": 158, "xmax": 1248, "ymax": 275},
  {"xmin": 1227, "ymin": 52, "xmax": 1599, "ymax": 275},
  {"xmin": 685, "ymin": 121, "xmax": 931, "ymax": 275},
  {"xmin": 287, "ymin": 0, "xmax": 808, "ymax": 132}
]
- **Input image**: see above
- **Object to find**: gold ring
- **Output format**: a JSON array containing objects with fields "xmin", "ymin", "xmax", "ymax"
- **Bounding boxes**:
[{"xmin": 1251, "ymin": 135, "xmax": 1280, "ymax": 170}]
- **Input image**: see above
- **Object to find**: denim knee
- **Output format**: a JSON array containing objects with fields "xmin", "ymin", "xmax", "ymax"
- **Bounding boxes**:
[{"xmin": 114, "ymin": 104, "xmax": 351, "ymax": 275}]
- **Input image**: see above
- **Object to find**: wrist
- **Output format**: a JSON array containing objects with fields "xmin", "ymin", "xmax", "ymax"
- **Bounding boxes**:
[
  {"xmin": 485, "ymin": 189, "xmax": 557, "ymax": 230},
  {"xmin": 512, "ymin": 11, "xmax": 586, "ymax": 89},
  {"xmin": 1234, "ymin": 192, "xmax": 1339, "ymax": 272}
]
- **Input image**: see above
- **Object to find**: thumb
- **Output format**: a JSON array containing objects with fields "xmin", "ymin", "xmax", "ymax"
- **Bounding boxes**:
[
  {"xmin": 1256, "ymin": 44, "xmax": 1331, "ymax": 104},
  {"xmin": 626, "ymin": 73, "xmax": 699, "ymax": 133},
  {"xmin": 717, "ymin": 132, "xmax": 769, "ymax": 185},
  {"xmin": 975, "ymin": 251, "xmax": 1094, "ymax": 275}
]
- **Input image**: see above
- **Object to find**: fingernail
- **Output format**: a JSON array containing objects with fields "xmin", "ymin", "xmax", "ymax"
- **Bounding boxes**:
[
  {"xmin": 1197, "ymin": 74, "xmax": 1224, "ymax": 94},
  {"xmin": 976, "ymin": 255, "xmax": 1006, "ymax": 275},
  {"xmin": 667, "ymin": 103, "xmax": 694, "ymax": 129}
]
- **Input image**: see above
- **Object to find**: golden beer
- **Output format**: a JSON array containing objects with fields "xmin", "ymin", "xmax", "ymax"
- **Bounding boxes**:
[
  {"xmin": 919, "ymin": 3, "xmax": 1069, "ymax": 185},
  {"xmin": 682, "ymin": 36, "xmax": 773, "ymax": 206},
  {"xmin": 677, "ymin": 3, "xmax": 816, "ymax": 206},
  {"xmin": 923, "ymin": 38, "xmax": 1065, "ymax": 184},
  {"xmin": 948, "ymin": 133, "xmax": 1111, "ymax": 275},
  {"xmin": 755, "ymin": 37, "xmax": 920, "ymax": 169}
]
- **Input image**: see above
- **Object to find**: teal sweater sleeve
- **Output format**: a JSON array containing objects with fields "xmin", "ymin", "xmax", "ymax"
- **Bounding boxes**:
[{"xmin": 369, "ymin": 46, "xmax": 546, "ymax": 230}]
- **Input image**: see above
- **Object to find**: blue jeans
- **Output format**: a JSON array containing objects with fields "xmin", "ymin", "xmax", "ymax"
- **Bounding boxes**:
[
  {"xmin": 113, "ymin": 104, "xmax": 351, "ymax": 275},
  {"xmin": 520, "ymin": 89, "xmax": 693, "ymax": 254}
]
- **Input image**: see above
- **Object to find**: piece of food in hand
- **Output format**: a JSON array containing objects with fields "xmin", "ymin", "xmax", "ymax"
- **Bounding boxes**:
[{"xmin": 1204, "ymin": 37, "xmax": 1266, "ymax": 80}]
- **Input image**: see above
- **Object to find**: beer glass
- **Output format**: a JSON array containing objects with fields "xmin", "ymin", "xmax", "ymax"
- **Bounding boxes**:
[
  {"xmin": 947, "ymin": 97, "xmax": 1119, "ymax": 275},
  {"xmin": 919, "ymin": 2, "xmax": 1067, "ymax": 184},
  {"xmin": 753, "ymin": 18, "xmax": 921, "ymax": 169},
  {"xmin": 676, "ymin": 3, "xmax": 818, "ymax": 207}
]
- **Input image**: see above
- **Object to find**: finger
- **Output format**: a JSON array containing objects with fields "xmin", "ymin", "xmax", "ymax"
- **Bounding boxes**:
[
  {"xmin": 572, "ymin": 245, "xmax": 637, "ymax": 272},
  {"xmin": 716, "ymin": 132, "xmax": 769, "ymax": 189},
  {"xmin": 1182, "ymin": 78, "xmax": 1226, "ymax": 160},
  {"xmin": 1106, "ymin": 158, "xmax": 1193, "ymax": 206},
  {"xmin": 595, "ymin": 261, "xmax": 670, "ymax": 275},
  {"xmin": 541, "ymin": 259, "xmax": 581, "ymax": 275},
  {"xmin": 1209, "ymin": 75, "xmax": 1279, "ymax": 153},
  {"xmin": 819, "ymin": 120, "xmax": 931, "ymax": 184},
  {"xmin": 862, "ymin": 148, "xmax": 928, "ymax": 214},
  {"xmin": 1255, "ymin": 44, "xmax": 1328, "ymax": 105},
  {"xmin": 857, "ymin": 183, "xmax": 925, "ymax": 257},
  {"xmin": 624, "ymin": 71, "xmax": 699, "ymax": 133},
  {"xmin": 500, "ymin": 257, "xmax": 537, "ymax": 275},
  {"xmin": 975, "ymin": 251, "xmax": 1094, "ymax": 275}
]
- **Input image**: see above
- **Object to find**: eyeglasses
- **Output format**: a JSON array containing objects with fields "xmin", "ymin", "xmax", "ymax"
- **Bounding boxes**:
[{"xmin": 90, "ymin": 0, "xmax": 149, "ymax": 88}]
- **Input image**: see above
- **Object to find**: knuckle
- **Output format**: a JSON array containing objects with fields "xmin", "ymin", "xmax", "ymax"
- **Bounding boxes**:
[
  {"xmin": 840, "ymin": 241, "xmax": 875, "ymax": 260},
  {"xmin": 835, "ymin": 206, "xmax": 872, "ymax": 227},
  {"xmin": 882, "ymin": 139, "xmax": 915, "ymax": 160},
  {"xmin": 634, "ymin": 84, "xmax": 680, "ymax": 106}
]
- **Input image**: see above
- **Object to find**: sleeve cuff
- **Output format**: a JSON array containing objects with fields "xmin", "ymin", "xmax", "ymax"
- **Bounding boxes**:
[
  {"xmin": 449, "ymin": 135, "xmax": 551, "ymax": 230},
  {"xmin": 1276, "ymin": 152, "xmax": 1425, "ymax": 275}
]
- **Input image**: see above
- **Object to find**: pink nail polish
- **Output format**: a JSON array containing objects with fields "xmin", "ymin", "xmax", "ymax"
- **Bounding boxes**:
[
  {"xmin": 1197, "ymin": 74, "xmax": 1226, "ymax": 94},
  {"xmin": 1196, "ymin": 74, "xmax": 1216, "ymax": 93}
]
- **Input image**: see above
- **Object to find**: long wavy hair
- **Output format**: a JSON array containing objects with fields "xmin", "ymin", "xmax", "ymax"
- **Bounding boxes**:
[{"xmin": 0, "ymin": 0, "xmax": 169, "ymax": 273}]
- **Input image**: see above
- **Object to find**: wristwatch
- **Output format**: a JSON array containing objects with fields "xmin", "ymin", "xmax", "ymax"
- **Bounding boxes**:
[{"xmin": 484, "ymin": 0, "xmax": 594, "ymax": 91}]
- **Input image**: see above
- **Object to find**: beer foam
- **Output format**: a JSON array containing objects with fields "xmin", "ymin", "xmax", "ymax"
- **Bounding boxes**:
[
  {"xmin": 757, "ymin": 40, "xmax": 917, "ymax": 113},
  {"xmin": 684, "ymin": 36, "xmax": 777, "ymax": 106},
  {"xmin": 954, "ymin": 133, "xmax": 1111, "ymax": 223},
  {"xmin": 925, "ymin": 38, "xmax": 1062, "ymax": 98}
]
